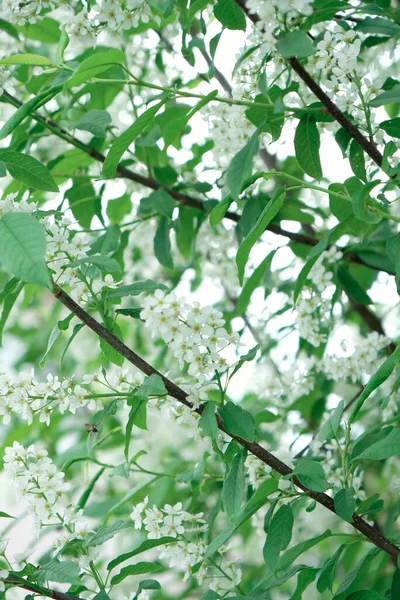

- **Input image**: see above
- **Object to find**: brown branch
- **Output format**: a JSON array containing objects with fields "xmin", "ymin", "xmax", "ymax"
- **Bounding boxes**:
[
  {"xmin": 0, "ymin": 91, "xmax": 394, "ymax": 277},
  {"xmin": 234, "ymin": 0, "xmax": 386, "ymax": 170},
  {"xmin": 5, "ymin": 577, "xmax": 81, "ymax": 600},
  {"xmin": 53, "ymin": 285, "xmax": 400, "ymax": 562}
]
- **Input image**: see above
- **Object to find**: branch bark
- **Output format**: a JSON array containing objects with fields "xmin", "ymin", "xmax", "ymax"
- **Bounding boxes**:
[
  {"xmin": 5, "ymin": 576, "xmax": 81, "ymax": 600},
  {"xmin": 53, "ymin": 285, "xmax": 400, "ymax": 562}
]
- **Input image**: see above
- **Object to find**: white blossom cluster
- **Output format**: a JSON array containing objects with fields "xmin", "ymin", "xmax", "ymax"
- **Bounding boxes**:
[
  {"xmin": 1, "ymin": 0, "xmax": 158, "ymax": 36},
  {"xmin": 141, "ymin": 290, "xmax": 239, "ymax": 381},
  {"xmin": 205, "ymin": 103, "xmax": 258, "ymax": 167},
  {"xmin": 130, "ymin": 497, "xmax": 242, "ymax": 593},
  {"xmin": 64, "ymin": 0, "xmax": 158, "ymax": 40},
  {"xmin": 3, "ymin": 442, "xmax": 91, "ymax": 541},
  {"xmin": 0, "ymin": 370, "xmax": 100, "ymax": 426},
  {"xmin": 0, "ymin": 192, "xmax": 120, "ymax": 303},
  {"xmin": 245, "ymin": 453, "xmax": 271, "ymax": 488},
  {"xmin": 1, "ymin": 0, "xmax": 54, "ymax": 25},
  {"xmin": 322, "ymin": 332, "xmax": 392, "ymax": 383},
  {"xmin": 295, "ymin": 292, "xmax": 330, "ymax": 347},
  {"xmin": 295, "ymin": 246, "xmax": 343, "ymax": 347}
]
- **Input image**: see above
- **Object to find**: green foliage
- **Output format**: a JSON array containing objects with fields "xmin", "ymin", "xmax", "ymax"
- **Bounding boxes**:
[
  {"xmin": 0, "ymin": 213, "xmax": 50, "ymax": 287},
  {"xmin": 0, "ymin": 151, "xmax": 58, "ymax": 191},
  {"xmin": 276, "ymin": 31, "xmax": 316, "ymax": 58},
  {"xmin": 219, "ymin": 402, "xmax": 256, "ymax": 442},
  {"xmin": 236, "ymin": 189, "xmax": 286, "ymax": 285},
  {"xmin": 294, "ymin": 115, "xmax": 322, "ymax": 179}
]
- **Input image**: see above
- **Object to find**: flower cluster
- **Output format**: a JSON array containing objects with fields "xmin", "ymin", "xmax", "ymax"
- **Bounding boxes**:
[
  {"xmin": 141, "ymin": 290, "xmax": 239, "ymax": 381},
  {"xmin": 295, "ymin": 246, "xmax": 343, "ymax": 347},
  {"xmin": 130, "ymin": 497, "xmax": 242, "ymax": 593},
  {"xmin": 322, "ymin": 332, "xmax": 392, "ymax": 383},
  {"xmin": 64, "ymin": 0, "xmax": 158, "ymax": 39},
  {"xmin": 3, "ymin": 442, "xmax": 90, "ymax": 542},
  {"xmin": 0, "ymin": 370, "xmax": 99, "ymax": 426},
  {"xmin": 1, "ymin": 0, "xmax": 54, "ymax": 25}
]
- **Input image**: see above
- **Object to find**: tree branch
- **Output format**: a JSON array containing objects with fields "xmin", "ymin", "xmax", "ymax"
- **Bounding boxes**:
[
  {"xmin": 53, "ymin": 285, "xmax": 400, "ymax": 562},
  {"xmin": 0, "ymin": 91, "xmax": 394, "ymax": 277},
  {"xmin": 234, "ymin": 0, "xmax": 386, "ymax": 171},
  {"xmin": 5, "ymin": 576, "xmax": 82, "ymax": 600}
]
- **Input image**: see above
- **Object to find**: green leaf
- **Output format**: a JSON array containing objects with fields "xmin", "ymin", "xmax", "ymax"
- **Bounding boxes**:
[
  {"xmin": 125, "ymin": 396, "xmax": 148, "ymax": 462},
  {"xmin": 334, "ymin": 548, "xmax": 380, "ymax": 596},
  {"xmin": 236, "ymin": 189, "xmax": 286, "ymax": 285},
  {"xmin": 67, "ymin": 49, "xmax": 124, "ymax": 87},
  {"xmin": 294, "ymin": 115, "xmax": 322, "ymax": 180},
  {"xmin": 226, "ymin": 132, "xmax": 259, "ymax": 202},
  {"xmin": 16, "ymin": 17, "xmax": 61, "ymax": 43},
  {"xmin": 110, "ymin": 562, "xmax": 162, "ymax": 585},
  {"xmin": 349, "ymin": 140, "xmax": 367, "ymax": 182},
  {"xmin": 370, "ymin": 84, "xmax": 400, "ymax": 107},
  {"xmin": 87, "ymin": 520, "xmax": 132, "ymax": 547},
  {"xmin": 236, "ymin": 251, "xmax": 276, "ymax": 315},
  {"xmin": 102, "ymin": 102, "xmax": 164, "ymax": 178},
  {"xmin": 356, "ymin": 428, "xmax": 400, "ymax": 460},
  {"xmin": 154, "ymin": 216, "xmax": 173, "ymax": 269},
  {"xmin": 0, "ymin": 213, "xmax": 50, "ymax": 288},
  {"xmin": 355, "ymin": 16, "xmax": 400, "ymax": 36},
  {"xmin": 99, "ymin": 323, "xmax": 124, "ymax": 367},
  {"xmin": 387, "ymin": 232, "xmax": 400, "ymax": 282},
  {"xmin": 293, "ymin": 216, "xmax": 351, "ymax": 302},
  {"xmin": 56, "ymin": 28, "xmax": 69, "ymax": 65},
  {"xmin": 0, "ymin": 282, "xmax": 24, "ymax": 346},
  {"xmin": 64, "ymin": 178, "xmax": 97, "ymax": 229},
  {"xmin": 66, "ymin": 255, "xmax": 121, "ymax": 273},
  {"xmin": 392, "ymin": 570, "xmax": 400, "ymax": 600},
  {"xmin": 199, "ymin": 401, "xmax": 218, "ymax": 439},
  {"xmin": 380, "ymin": 118, "xmax": 400, "ymax": 138},
  {"xmin": 222, "ymin": 450, "xmax": 246, "ymax": 518},
  {"xmin": 204, "ymin": 478, "xmax": 278, "ymax": 558},
  {"xmin": 107, "ymin": 280, "xmax": 168, "ymax": 298},
  {"xmin": 230, "ymin": 344, "xmax": 259, "ymax": 379},
  {"xmin": 134, "ymin": 374, "xmax": 167, "ymax": 397},
  {"xmin": 349, "ymin": 346, "xmax": 400, "ymax": 423},
  {"xmin": 0, "ymin": 151, "xmax": 58, "ymax": 192},
  {"xmin": 40, "ymin": 313, "xmax": 73, "ymax": 367},
  {"xmin": 334, "ymin": 487, "xmax": 355, "ymax": 523},
  {"xmin": 209, "ymin": 196, "xmax": 232, "ymax": 226},
  {"xmin": 0, "ymin": 85, "xmax": 62, "ymax": 140},
  {"xmin": 277, "ymin": 530, "xmax": 332, "ymax": 572},
  {"xmin": 293, "ymin": 459, "xmax": 327, "ymax": 492},
  {"xmin": 135, "ymin": 579, "xmax": 161, "ymax": 599},
  {"xmin": 107, "ymin": 537, "xmax": 176, "ymax": 571},
  {"xmin": 149, "ymin": 188, "xmax": 176, "ymax": 219},
  {"xmin": 0, "ymin": 511, "xmax": 15, "ymax": 518},
  {"xmin": 317, "ymin": 544, "xmax": 347, "ymax": 592},
  {"xmin": 77, "ymin": 467, "xmax": 105, "ymax": 510},
  {"xmin": 263, "ymin": 505, "xmax": 294, "ymax": 571},
  {"xmin": 0, "ymin": 53, "xmax": 51, "ymax": 66},
  {"xmin": 76, "ymin": 110, "xmax": 112, "ymax": 137},
  {"xmin": 337, "ymin": 266, "xmax": 372, "ymax": 304},
  {"xmin": 316, "ymin": 400, "xmax": 344, "ymax": 443},
  {"xmin": 276, "ymin": 30, "xmax": 316, "ymax": 58},
  {"xmin": 214, "ymin": 0, "xmax": 246, "ymax": 30},
  {"xmin": 38, "ymin": 560, "xmax": 80, "ymax": 584},
  {"xmin": 218, "ymin": 402, "xmax": 255, "ymax": 442}
]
